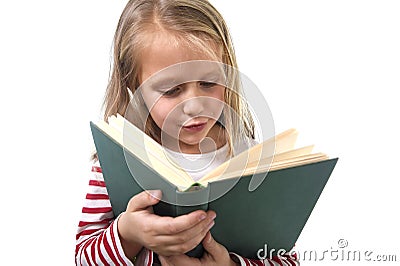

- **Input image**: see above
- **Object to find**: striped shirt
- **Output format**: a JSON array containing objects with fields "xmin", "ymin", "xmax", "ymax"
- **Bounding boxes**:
[{"xmin": 75, "ymin": 164, "xmax": 300, "ymax": 265}]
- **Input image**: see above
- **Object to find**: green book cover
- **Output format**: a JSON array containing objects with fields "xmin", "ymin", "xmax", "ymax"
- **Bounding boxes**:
[{"xmin": 90, "ymin": 121, "xmax": 338, "ymax": 259}]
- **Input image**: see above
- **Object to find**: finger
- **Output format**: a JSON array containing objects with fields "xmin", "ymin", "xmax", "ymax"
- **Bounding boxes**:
[
  {"xmin": 153, "ymin": 231, "xmax": 204, "ymax": 255},
  {"xmin": 158, "ymin": 255, "xmax": 171, "ymax": 266},
  {"xmin": 153, "ymin": 210, "xmax": 214, "ymax": 236},
  {"xmin": 126, "ymin": 190, "xmax": 162, "ymax": 212},
  {"xmin": 151, "ymin": 216, "xmax": 215, "ymax": 255},
  {"xmin": 202, "ymin": 231, "xmax": 224, "ymax": 257},
  {"xmin": 159, "ymin": 255, "xmax": 179, "ymax": 266},
  {"xmin": 159, "ymin": 254, "xmax": 199, "ymax": 266}
]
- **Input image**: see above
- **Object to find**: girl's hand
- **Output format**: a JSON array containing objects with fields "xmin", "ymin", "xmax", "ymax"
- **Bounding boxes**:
[
  {"xmin": 158, "ymin": 232, "xmax": 239, "ymax": 266},
  {"xmin": 117, "ymin": 190, "xmax": 216, "ymax": 259}
]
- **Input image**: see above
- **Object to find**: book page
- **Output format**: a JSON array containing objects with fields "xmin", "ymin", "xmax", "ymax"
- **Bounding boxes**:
[
  {"xmin": 200, "ymin": 128, "xmax": 299, "ymax": 183},
  {"xmin": 95, "ymin": 116, "xmax": 193, "ymax": 189},
  {"xmin": 215, "ymin": 153, "xmax": 329, "ymax": 181}
]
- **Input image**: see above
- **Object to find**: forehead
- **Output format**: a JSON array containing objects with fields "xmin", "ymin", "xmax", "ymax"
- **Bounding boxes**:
[{"xmin": 139, "ymin": 31, "xmax": 222, "ymax": 84}]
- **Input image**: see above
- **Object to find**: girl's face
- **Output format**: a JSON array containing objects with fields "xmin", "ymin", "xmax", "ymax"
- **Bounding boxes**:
[{"xmin": 139, "ymin": 32, "xmax": 226, "ymax": 154}]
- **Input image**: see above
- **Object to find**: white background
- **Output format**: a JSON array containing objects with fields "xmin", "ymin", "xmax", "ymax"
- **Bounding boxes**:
[{"xmin": 0, "ymin": 1, "xmax": 399, "ymax": 265}]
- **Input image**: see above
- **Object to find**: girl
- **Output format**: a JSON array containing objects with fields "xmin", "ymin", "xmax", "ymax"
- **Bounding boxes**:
[{"xmin": 76, "ymin": 0, "xmax": 299, "ymax": 265}]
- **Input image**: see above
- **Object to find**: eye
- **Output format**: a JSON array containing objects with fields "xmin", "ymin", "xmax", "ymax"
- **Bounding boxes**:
[
  {"xmin": 199, "ymin": 81, "xmax": 217, "ymax": 88},
  {"xmin": 162, "ymin": 87, "xmax": 181, "ymax": 97}
]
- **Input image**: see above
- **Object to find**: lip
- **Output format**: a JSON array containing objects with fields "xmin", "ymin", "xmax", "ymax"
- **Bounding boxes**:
[{"xmin": 182, "ymin": 122, "xmax": 207, "ymax": 132}]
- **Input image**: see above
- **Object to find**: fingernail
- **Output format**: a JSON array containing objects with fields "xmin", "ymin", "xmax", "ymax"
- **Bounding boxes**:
[
  {"xmin": 206, "ymin": 232, "xmax": 212, "ymax": 244},
  {"xmin": 210, "ymin": 212, "xmax": 217, "ymax": 220},
  {"xmin": 199, "ymin": 214, "xmax": 207, "ymax": 221},
  {"xmin": 149, "ymin": 190, "xmax": 161, "ymax": 200}
]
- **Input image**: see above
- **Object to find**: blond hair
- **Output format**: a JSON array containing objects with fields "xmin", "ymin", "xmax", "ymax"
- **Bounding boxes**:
[{"xmin": 99, "ymin": 0, "xmax": 254, "ymax": 158}]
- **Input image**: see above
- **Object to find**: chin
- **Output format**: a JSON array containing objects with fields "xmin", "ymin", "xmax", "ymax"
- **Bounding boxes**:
[{"xmin": 180, "ymin": 138, "xmax": 202, "ymax": 146}]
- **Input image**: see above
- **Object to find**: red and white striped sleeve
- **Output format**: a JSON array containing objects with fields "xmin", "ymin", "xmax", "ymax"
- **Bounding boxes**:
[
  {"xmin": 75, "ymin": 164, "xmax": 136, "ymax": 266},
  {"xmin": 230, "ymin": 252, "xmax": 300, "ymax": 266}
]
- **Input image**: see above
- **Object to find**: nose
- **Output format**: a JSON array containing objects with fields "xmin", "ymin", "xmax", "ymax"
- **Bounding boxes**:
[{"xmin": 181, "ymin": 83, "xmax": 204, "ymax": 117}]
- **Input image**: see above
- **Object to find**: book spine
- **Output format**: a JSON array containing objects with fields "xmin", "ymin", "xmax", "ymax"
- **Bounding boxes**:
[
  {"xmin": 175, "ymin": 184, "xmax": 210, "ymax": 214},
  {"xmin": 175, "ymin": 185, "xmax": 210, "ymax": 258}
]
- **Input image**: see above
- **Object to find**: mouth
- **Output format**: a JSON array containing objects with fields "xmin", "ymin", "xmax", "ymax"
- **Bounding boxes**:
[{"xmin": 182, "ymin": 122, "xmax": 207, "ymax": 132}]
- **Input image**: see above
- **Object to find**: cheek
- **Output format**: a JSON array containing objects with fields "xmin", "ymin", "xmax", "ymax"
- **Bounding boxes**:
[
  {"xmin": 149, "ymin": 100, "xmax": 178, "ymax": 128},
  {"xmin": 149, "ymin": 104, "xmax": 165, "ymax": 128},
  {"xmin": 142, "ymin": 91, "xmax": 172, "ymax": 127},
  {"xmin": 208, "ymin": 86, "xmax": 225, "ymax": 117},
  {"xmin": 211, "ymin": 86, "xmax": 225, "ymax": 102}
]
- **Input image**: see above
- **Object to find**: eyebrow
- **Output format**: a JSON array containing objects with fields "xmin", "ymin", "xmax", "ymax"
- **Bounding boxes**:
[
  {"xmin": 149, "ymin": 71, "xmax": 224, "ymax": 90},
  {"xmin": 150, "ymin": 77, "xmax": 178, "ymax": 90}
]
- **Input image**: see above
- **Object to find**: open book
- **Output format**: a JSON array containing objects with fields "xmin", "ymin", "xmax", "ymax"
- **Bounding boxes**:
[
  {"xmin": 93, "ymin": 114, "xmax": 329, "ymax": 191},
  {"xmin": 90, "ymin": 114, "xmax": 338, "ymax": 258}
]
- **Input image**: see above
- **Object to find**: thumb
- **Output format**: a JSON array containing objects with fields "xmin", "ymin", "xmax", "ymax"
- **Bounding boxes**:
[
  {"xmin": 202, "ymin": 231, "xmax": 221, "ymax": 255},
  {"xmin": 126, "ymin": 190, "xmax": 162, "ymax": 212},
  {"xmin": 158, "ymin": 255, "xmax": 170, "ymax": 266}
]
